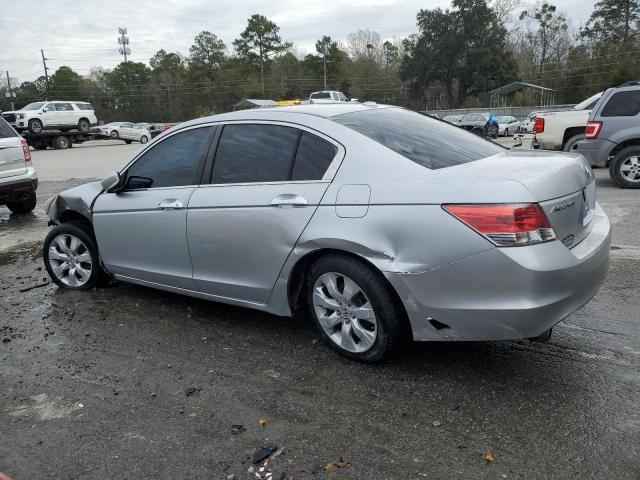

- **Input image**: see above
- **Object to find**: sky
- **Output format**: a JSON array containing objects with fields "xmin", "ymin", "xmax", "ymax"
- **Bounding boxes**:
[{"xmin": 0, "ymin": 0, "xmax": 597, "ymax": 85}]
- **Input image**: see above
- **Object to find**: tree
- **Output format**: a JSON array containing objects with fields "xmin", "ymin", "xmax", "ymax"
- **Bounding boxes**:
[
  {"xmin": 49, "ymin": 66, "xmax": 84, "ymax": 99},
  {"xmin": 347, "ymin": 29, "xmax": 384, "ymax": 64},
  {"xmin": 580, "ymin": 0, "xmax": 640, "ymax": 46},
  {"xmin": 188, "ymin": 31, "xmax": 227, "ymax": 74},
  {"xmin": 233, "ymin": 14, "xmax": 291, "ymax": 95},
  {"xmin": 401, "ymin": 0, "xmax": 517, "ymax": 108},
  {"xmin": 382, "ymin": 41, "xmax": 400, "ymax": 70},
  {"xmin": 519, "ymin": 3, "xmax": 568, "ymax": 76}
]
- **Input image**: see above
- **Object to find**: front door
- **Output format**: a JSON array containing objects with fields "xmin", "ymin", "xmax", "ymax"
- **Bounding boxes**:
[
  {"xmin": 93, "ymin": 125, "xmax": 214, "ymax": 289},
  {"xmin": 187, "ymin": 123, "xmax": 341, "ymax": 305}
]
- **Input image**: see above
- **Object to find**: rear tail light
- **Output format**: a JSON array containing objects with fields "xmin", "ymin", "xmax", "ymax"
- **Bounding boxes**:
[
  {"xmin": 534, "ymin": 117, "xmax": 545, "ymax": 133},
  {"xmin": 585, "ymin": 121, "xmax": 602, "ymax": 139},
  {"xmin": 20, "ymin": 139, "xmax": 32, "ymax": 164},
  {"xmin": 443, "ymin": 204, "xmax": 556, "ymax": 247}
]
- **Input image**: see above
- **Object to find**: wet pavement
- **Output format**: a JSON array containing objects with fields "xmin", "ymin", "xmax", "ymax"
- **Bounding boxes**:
[{"xmin": 1, "ymin": 168, "xmax": 639, "ymax": 479}]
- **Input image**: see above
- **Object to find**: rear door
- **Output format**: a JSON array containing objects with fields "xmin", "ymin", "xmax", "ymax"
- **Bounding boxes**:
[
  {"xmin": 119, "ymin": 123, "xmax": 135, "ymax": 139},
  {"xmin": 56, "ymin": 102, "xmax": 76, "ymax": 126},
  {"xmin": 0, "ymin": 119, "xmax": 25, "ymax": 179},
  {"xmin": 187, "ymin": 122, "xmax": 342, "ymax": 304}
]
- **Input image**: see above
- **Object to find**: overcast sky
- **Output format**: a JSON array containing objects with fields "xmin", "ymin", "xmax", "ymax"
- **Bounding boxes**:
[{"xmin": 1, "ymin": 0, "xmax": 596, "ymax": 84}]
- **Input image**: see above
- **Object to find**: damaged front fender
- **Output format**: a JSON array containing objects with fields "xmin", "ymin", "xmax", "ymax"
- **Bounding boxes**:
[{"xmin": 46, "ymin": 181, "xmax": 103, "ymax": 225}]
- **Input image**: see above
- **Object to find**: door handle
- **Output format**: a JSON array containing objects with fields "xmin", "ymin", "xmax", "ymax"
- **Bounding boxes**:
[
  {"xmin": 270, "ymin": 194, "xmax": 308, "ymax": 208},
  {"xmin": 158, "ymin": 199, "xmax": 184, "ymax": 209}
]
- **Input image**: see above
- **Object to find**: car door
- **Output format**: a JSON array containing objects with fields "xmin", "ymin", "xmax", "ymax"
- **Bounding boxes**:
[
  {"xmin": 56, "ymin": 102, "xmax": 76, "ymax": 126},
  {"xmin": 187, "ymin": 122, "xmax": 343, "ymax": 305},
  {"xmin": 42, "ymin": 102, "xmax": 62, "ymax": 127},
  {"xmin": 119, "ymin": 122, "xmax": 134, "ymax": 139},
  {"xmin": 92, "ymin": 125, "xmax": 215, "ymax": 289}
]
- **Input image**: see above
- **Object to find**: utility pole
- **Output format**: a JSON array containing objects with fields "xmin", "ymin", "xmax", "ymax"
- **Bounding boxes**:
[
  {"xmin": 41, "ymin": 49, "xmax": 50, "ymax": 99},
  {"xmin": 5, "ymin": 71, "xmax": 16, "ymax": 110},
  {"xmin": 323, "ymin": 55, "xmax": 327, "ymax": 90},
  {"xmin": 118, "ymin": 27, "xmax": 130, "ymax": 62}
]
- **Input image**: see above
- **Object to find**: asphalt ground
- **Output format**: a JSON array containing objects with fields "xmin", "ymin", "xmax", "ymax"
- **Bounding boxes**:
[{"xmin": 0, "ymin": 138, "xmax": 639, "ymax": 479}]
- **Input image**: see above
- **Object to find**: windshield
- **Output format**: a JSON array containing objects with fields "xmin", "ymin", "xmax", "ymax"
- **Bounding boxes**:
[
  {"xmin": 331, "ymin": 107, "xmax": 504, "ymax": 170},
  {"xmin": 443, "ymin": 116, "xmax": 458, "ymax": 122},
  {"xmin": 574, "ymin": 92, "xmax": 603, "ymax": 111},
  {"xmin": 21, "ymin": 102, "xmax": 45, "ymax": 111},
  {"xmin": 462, "ymin": 114, "xmax": 486, "ymax": 122},
  {"xmin": 310, "ymin": 92, "xmax": 331, "ymax": 99}
]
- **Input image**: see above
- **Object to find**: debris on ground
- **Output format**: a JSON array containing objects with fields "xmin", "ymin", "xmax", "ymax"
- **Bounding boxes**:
[
  {"xmin": 254, "ymin": 466, "xmax": 273, "ymax": 479},
  {"xmin": 253, "ymin": 443, "xmax": 278, "ymax": 464},
  {"xmin": 263, "ymin": 369, "xmax": 280, "ymax": 379},
  {"xmin": 18, "ymin": 281, "xmax": 49, "ymax": 292},
  {"xmin": 185, "ymin": 387, "xmax": 201, "ymax": 397},
  {"xmin": 270, "ymin": 447, "xmax": 285, "ymax": 460},
  {"xmin": 485, "ymin": 451, "xmax": 495, "ymax": 463},
  {"xmin": 325, "ymin": 457, "xmax": 349, "ymax": 470},
  {"xmin": 231, "ymin": 424, "xmax": 246, "ymax": 435},
  {"xmin": 258, "ymin": 417, "xmax": 267, "ymax": 427},
  {"xmin": 432, "ymin": 420, "xmax": 442, "ymax": 427}
]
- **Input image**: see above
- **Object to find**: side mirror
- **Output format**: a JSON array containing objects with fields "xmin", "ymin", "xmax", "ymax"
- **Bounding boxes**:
[
  {"xmin": 125, "ymin": 176, "xmax": 153, "ymax": 189},
  {"xmin": 101, "ymin": 171, "xmax": 124, "ymax": 193},
  {"xmin": 42, "ymin": 107, "xmax": 49, "ymax": 112}
]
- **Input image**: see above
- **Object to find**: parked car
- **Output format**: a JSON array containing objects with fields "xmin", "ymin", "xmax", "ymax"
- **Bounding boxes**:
[
  {"xmin": 576, "ymin": 81, "xmax": 640, "ymax": 188},
  {"xmin": 496, "ymin": 116, "xmax": 521, "ymax": 136},
  {"xmin": 309, "ymin": 90, "xmax": 349, "ymax": 103},
  {"xmin": 0, "ymin": 116, "xmax": 38, "ymax": 214},
  {"xmin": 1, "ymin": 101, "xmax": 97, "ymax": 134},
  {"xmin": 96, "ymin": 122, "xmax": 151, "ymax": 144},
  {"xmin": 442, "ymin": 115, "xmax": 463, "ymax": 125},
  {"xmin": 533, "ymin": 92, "xmax": 603, "ymax": 151},
  {"xmin": 135, "ymin": 123, "xmax": 164, "ymax": 138},
  {"xmin": 458, "ymin": 113, "xmax": 499, "ymax": 138},
  {"xmin": 523, "ymin": 112, "xmax": 539, "ymax": 133},
  {"xmin": 42, "ymin": 104, "xmax": 610, "ymax": 363}
]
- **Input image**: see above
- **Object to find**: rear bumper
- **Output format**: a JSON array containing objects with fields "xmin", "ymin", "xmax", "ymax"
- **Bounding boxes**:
[
  {"xmin": 386, "ymin": 203, "xmax": 611, "ymax": 341},
  {"xmin": 576, "ymin": 138, "xmax": 615, "ymax": 167},
  {"xmin": 0, "ymin": 166, "xmax": 38, "ymax": 204},
  {"xmin": 532, "ymin": 134, "xmax": 561, "ymax": 151}
]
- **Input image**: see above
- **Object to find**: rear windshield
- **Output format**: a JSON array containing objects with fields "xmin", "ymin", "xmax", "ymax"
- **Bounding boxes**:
[
  {"xmin": 74, "ymin": 102, "xmax": 93, "ymax": 110},
  {"xmin": 0, "ymin": 117, "xmax": 18, "ymax": 138},
  {"xmin": 331, "ymin": 107, "xmax": 504, "ymax": 170},
  {"xmin": 310, "ymin": 92, "xmax": 331, "ymax": 99}
]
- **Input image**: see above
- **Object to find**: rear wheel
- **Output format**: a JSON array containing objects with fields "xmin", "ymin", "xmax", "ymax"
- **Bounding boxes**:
[
  {"xmin": 78, "ymin": 118, "xmax": 90, "ymax": 132},
  {"xmin": 609, "ymin": 146, "xmax": 640, "ymax": 189},
  {"xmin": 28, "ymin": 119, "xmax": 43, "ymax": 134},
  {"xmin": 54, "ymin": 135, "xmax": 71, "ymax": 149},
  {"xmin": 124, "ymin": 140, "xmax": 132, "ymax": 144},
  {"xmin": 563, "ymin": 133, "xmax": 584, "ymax": 152},
  {"xmin": 43, "ymin": 222, "xmax": 104, "ymax": 290},
  {"xmin": 140, "ymin": 135, "xmax": 149, "ymax": 144},
  {"xmin": 6, "ymin": 193, "xmax": 36, "ymax": 214},
  {"xmin": 110, "ymin": 130, "xmax": 119, "ymax": 139},
  {"xmin": 307, "ymin": 254, "xmax": 405, "ymax": 363}
]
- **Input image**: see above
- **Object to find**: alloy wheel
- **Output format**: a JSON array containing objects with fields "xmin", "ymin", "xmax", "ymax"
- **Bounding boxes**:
[
  {"xmin": 620, "ymin": 156, "xmax": 640, "ymax": 183},
  {"xmin": 47, "ymin": 234, "xmax": 93, "ymax": 287},
  {"xmin": 312, "ymin": 272, "xmax": 377, "ymax": 353}
]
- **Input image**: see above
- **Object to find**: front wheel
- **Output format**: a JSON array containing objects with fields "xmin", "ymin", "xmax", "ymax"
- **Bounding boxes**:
[
  {"xmin": 140, "ymin": 135, "xmax": 148, "ymax": 144},
  {"xmin": 28, "ymin": 119, "xmax": 43, "ymax": 134},
  {"xmin": 110, "ymin": 130, "xmax": 119, "ymax": 139},
  {"xmin": 609, "ymin": 146, "xmax": 640, "ymax": 189},
  {"xmin": 43, "ymin": 222, "xmax": 104, "ymax": 290},
  {"xmin": 563, "ymin": 133, "xmax": 584, "ymax": 152},
  {"xmin": 6, "ymin": 193, "xmax": 36, "ymax": 214},
  {"xmin": 307, "ymin": 255, "xmax": 405, "ymax": 363}
]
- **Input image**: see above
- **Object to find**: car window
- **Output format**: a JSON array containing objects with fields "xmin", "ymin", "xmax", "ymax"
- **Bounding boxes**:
[
  {"xmin": 574, "ymin": 92, "xmax": 602, "ymax": 111},
  {"xmin": 74, "ymin": 103, "xmax": 93, "ymax": 110},
  {"xmin": 212, "ymin": 124, "xmax": 300, "ymax": 184},
  {"xmin": 310, "ymin": 92, "xmax": 331, "ymax": 99},
  {"xmin": 121, "ymin": 123, "xmax": 132, "ymax": 128},
  {"xmin": 44, "ymin": 103, "xmax": 58, "ymax": 111},
  {"xmin": 331, "ymin": 107, "xmax": 504, "ymax": 170},
  {"xmin": 601, "ymin": 90, "xmax": 640, "ymax": 117},
  {"xmin": 339, "ymin": 93, "xmax": 347, "ymax": 101},
  {"xmin": 57, "ymin": 103, "xmax": 74, "ymax": 111},
  {"xmin": 0, "ymin": 117, "xmax": 17, "ymax": 138},
  {"xmin": 291, "ymin": 132, "xmax": 338, "ymax": 181},
  {"xmin": 126, "ymin": 127, "xmax": 213, "ymax": 188},
  {"xmin": 21, "ymin": 102, "xmax": 45, "ymax": 111}
]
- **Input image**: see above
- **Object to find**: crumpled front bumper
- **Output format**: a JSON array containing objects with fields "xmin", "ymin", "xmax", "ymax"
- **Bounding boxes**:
[{"xmin": 386, "ymin": 204, "xmax": 611, "ymax": 341}]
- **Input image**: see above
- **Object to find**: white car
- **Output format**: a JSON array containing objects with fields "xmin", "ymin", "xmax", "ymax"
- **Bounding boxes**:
[
  {"xmin": 0, "ymin": 116, "xmax": 38, "ymax": 214},
  {"xmin": 98, "ymin": 122, "xmax": 151, "ymax": 144},
  {"xmin": 1, "ymin": 101, "xmax": 97, "ymax": 134},
  {"xmin": 534, "ymin": 92, "xmax": 603, "ymax": 152},
  {"xmin": 523, "ymin": 112, "xmax": 540, "ymax": 133},
  {"xmin": 496, "ymin": 116, "xmax": 521, "ymax": 136},
  {"xmin": 309, "ymin": 90, "xmax": 349, "ymax": 103}
]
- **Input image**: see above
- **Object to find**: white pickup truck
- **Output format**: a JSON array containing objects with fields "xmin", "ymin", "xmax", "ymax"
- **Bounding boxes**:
[{"xmin": 533, "ymin": 92, "xmax": 602, "ymax": 152}]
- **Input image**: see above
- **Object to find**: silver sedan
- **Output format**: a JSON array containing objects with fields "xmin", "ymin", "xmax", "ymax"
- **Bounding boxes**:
[
  {"xmin": 42, "ymin": 104, "xmax": 611, "ymax": 362},
  {"xmin": 98, "ymin": 122, "xmax": 151, "ymax": 144}
]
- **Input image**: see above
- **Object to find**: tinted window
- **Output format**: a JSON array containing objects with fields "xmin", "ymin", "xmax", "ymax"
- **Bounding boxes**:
[
  {"xmin": 310, "ymin": 92, "xmax": 331, "ymax": 99},
  {"xmin": 601, "ymin": 90, "xmax": 640, "ymax": 117},
  {"xmin": 291, "ymin": 132, "xmax": 338, "ymax": 180},
  {"xmin": 331, "ymin": 108, "xmax": 504, "ymax": 170},
  {"xmin": 74, "ymin": 103, "xmax": 93, "ymax": 110},
  {"xmin": 212, "ymin": 124, "xmax": 299, "ymax": 184},
  {"xmin": 57, "ymin": 103, "xmax": 74, "ymax": 111},
  {"xmin": 126, "ymin": 127, "xmax": 212, "ymax": 188},
  {"xmin": 0, "ymin": 117, "xmax": 17, "ymax": 138}
]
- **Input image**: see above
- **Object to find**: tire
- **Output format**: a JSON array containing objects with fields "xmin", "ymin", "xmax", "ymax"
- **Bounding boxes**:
[
  {"xmin": 34, "ymin": 144, "xmax": 47, "ymax": 150},
  {"xmin": 28, "ymin": 119, "xmax": 43, "ymax": 134},
  {"xmin": 54, "ymin": 136, "xmax": 71, "ymax": 149},
  {"xmin": 6, "ymin": 193, "xmax": 36, "ymax": 214},
  {"xmin": 140, "ymin": 135, "xmax": 148, "ymax": 144},
  {"xmin": 504, "ymin": 128, "xmax": 509, "ymax": 137},
  {"xmin": 307, "ymin": 254, "xmax": 405, "ymax": 363},
  {"xmin": 43, "ymin": 222, "xmax": 104, "ymax": 290},
  {"xmin": 110, "ymin": 130, "xmax": 119, "ymax": 139},
  {"xmin": 563, "ymin": 133, "xmax": 584, "ymax": 152},
  {"xmin": 78, "ymin": 118, "xmax": 90, "ymax": 132},
  {"xmin": 124, "ymin": 140, "xmax": 132, "ymax": 144},
  {"xmin": 609, "ymin": 146, "xmax": 640, "ymax": 189}
]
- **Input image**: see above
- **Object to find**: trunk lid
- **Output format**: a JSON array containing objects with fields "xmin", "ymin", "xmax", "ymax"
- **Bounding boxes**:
[
  {"xmin": 0, "ymin": 137, "xmax": 27, "ymax": 180},
  {"xmin": 455, "ymin": 150, "xmax": 596, "ymax": 248}
]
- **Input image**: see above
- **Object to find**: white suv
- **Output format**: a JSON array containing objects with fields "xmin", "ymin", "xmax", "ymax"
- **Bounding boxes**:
[
  {"xmin": 309, "ymin": 90, "xmax": 350, "ymax": 103},
  {"xmin": 1, "ymin": 101, "xmax": 98, "ymax": 134}
]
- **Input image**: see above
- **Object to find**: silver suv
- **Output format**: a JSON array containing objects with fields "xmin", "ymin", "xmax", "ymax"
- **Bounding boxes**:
[
  {"xmin": 0, "ymin": 117, "xmax": 38, "ymax": 214},
  {"xmin": 577, "ymin": 81, "xmax": 640, "ymax": 188}
]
